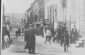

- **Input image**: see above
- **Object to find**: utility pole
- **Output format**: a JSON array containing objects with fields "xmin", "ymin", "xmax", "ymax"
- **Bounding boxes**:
[{"xmin": 69, "ymin": 16, "xmax": 71, "ymax": 44}]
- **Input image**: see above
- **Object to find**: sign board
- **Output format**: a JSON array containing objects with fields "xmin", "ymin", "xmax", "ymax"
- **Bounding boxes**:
[
  {"xmin": 44, "ymin": 19, "xmax": 49, "ymax": 22},
  {"xmin": 54, "ymin": 21, "xmax": 58, "ymax": 30},
  {"xmin": 45, "ymin": 21, "xmax": 50, "ymax": 24}
]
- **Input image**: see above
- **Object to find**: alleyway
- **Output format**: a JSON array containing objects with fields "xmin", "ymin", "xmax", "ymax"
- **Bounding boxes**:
[{"xmin": 1, "ymin": 29, "xmax": 84, "ymax": 55}]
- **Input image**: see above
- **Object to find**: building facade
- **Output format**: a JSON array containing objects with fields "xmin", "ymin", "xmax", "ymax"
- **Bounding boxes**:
[
  {"xmin": 26, "ymin": 7, "xmax": 33, "ymax": 24},
  {"xmin": 66, "ymin": 0, "xmax": 85, "ymax": 35},
  {"xmin": 44, "ymin": 0, "xmax": 65, "ymax": 30},
  {"xmin": 25, "ymin": 0, "xmax": 45, "ymax": 35},
  {"xmin": 31, "ymin": 0, "xmax": 45, "ymax": 25},
  {"xmin": 26, "ymin": 0, "xmax": 85, "ymax": 36},
  {"xmin": 44, "ymin": 0, "xmax": 85, "ymax": 35},
  {"xmin": 26, "ymin": 0, "xmax": 45, "ymax": 25}
]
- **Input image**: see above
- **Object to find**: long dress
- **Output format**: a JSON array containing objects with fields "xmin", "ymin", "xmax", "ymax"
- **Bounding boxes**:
[
  {"xmin": 28, "ymin": 28, "xmax": 36, "ymax": 53},
  {"xmin": 71, "ymin": 28, "xmax": 79, "ymax": 43}
]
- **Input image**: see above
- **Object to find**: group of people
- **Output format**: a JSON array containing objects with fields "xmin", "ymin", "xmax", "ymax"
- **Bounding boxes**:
[
  {"xmin": 15, "ymin": 27, "xmax": 21, "ymax": 38},
  {"xmin": 22, "ymin": 22, "xmax": 79, "ymax": 53},
  {"xmin": 44, "ymin": 24, "xmax": 79, "ymax": 52},
  {"xmin": 2, "ymin": 24, "xmax": 12, "ymax": 49},
  {"xmin": 56, "ymin": 24, "xmax": 68, "ymax": 46},
  {"xmin": 57, "ymin": 24, "xmax": 69, "ymax": 52},
  {"xmin": 15, "ymin": 27, "xmax": 24, "ymax": 38},
  {"xmin": 44, "ymin": 25, "xmax": 69, "ymax": 51}
]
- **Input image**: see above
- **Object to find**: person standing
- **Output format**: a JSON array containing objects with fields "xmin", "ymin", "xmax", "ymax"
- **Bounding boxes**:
[
  {"xmin": 71, "ymin": 25, "xmax": 79, "ymax": 43},
  {"xmin": 64, "ymin": 30, "xmax": 69, "ymax": 52},
  {"xmin": 24, "ymin": 28, "xmax": 30, "ymax": 50},
  {"xmin": 21, "ymin": 27, "xmax": 24, "ymax": 37},
  {"xmin": 18, "ymin": 27, "xmax": 21, "ymax": 36},
  {"xmin": 57, "ymin": 25, "xmax": 62, "ymax": 43},
  {"xmin": 50, "ymin": 27, "xmax": 55, "ymax": 42},
  {"xmin": 28, "ymin": 24, "xmax": 36, "ymax": 54},
  {"xmin": 45, "ymin": 27, "xmax": 52, "ymax": 44},
  {"xmin": 60, "ymin": 24, "xmax": 66, "ymax": 46}
]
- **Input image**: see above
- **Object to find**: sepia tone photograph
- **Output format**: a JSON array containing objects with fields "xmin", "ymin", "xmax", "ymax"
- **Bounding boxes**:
[{"xmin": 1, "ymin": 0, "xmax": 85, "ymax": 55}]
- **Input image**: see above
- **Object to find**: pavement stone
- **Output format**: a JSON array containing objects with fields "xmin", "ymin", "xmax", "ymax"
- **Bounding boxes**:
[{"xmin": 1, "ymin": 35, "xmax": 85, "ymax": 55}]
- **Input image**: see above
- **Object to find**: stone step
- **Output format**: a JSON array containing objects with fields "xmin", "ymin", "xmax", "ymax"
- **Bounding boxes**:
[
  {"xmin": 76, "ymin": 40, "xmax": 84, "ymax": 47},
  {"xmin": 70, "ymin": 43, "xmax": 79, "ymax": 47},
  {"xmin": 76, "ymin": 40, "xmax": 83, "ymax": 43},
  {"xmin": 70, "ymin": 35, "xmax": 84, "ymax": 47},
  {"xmin": 78, "ymin": 36, "xmax": 84, "ymax": 40}
]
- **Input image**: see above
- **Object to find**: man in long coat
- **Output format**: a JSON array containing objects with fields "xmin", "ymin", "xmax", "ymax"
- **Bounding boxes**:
[
  {"xmin": 60, "ymin": 24, "xmax": 66, "ymax": 46},
  {"xmin": 57, "ymin": 25, "xmax": 62, "ymax": 43},
  {"xmin": 64, "ymin": 30, "xmax": 69, "ymax": 52},
  {"xmin": 28, "ymin": 25, "xmax": 36, "ymax": 54}
]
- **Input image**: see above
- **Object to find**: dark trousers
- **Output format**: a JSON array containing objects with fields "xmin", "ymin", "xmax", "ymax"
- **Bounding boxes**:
[
  {"xmin": 53, "ymin": 37, "xmax": 57, "ymax": 42},
  {"xmin": 29, "ymin": 47, "xmax": 35, "ymax": 53},
  {"xmin": 29, "ymin": 41, "xmax": 35, "ymax": 54},
  {"xmin": 60, "ymin": 39, "xmax": 64, "ymax": 46},
  {"xmin": 64, "ymin": 41, "xmax": 69, "ymax": 52},
  {"xmin": 45, "ymin": 36, "xmax": 51, "ymax": 44}
]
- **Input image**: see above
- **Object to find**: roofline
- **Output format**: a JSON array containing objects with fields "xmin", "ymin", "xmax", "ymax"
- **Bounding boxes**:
[
  {"xmin": 27, "ymin": 6, "xmax": 32, "ymax": 12},
  {"xmin": 31, "ymin": 0, "xmax": 38, "ymax": 6}
]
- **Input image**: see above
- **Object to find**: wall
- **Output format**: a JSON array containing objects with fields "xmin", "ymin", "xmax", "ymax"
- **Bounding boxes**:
[
  {"xmin": 38, "ymin": 0, "xmax": 45, "ymax": 22},
  {"xmin": 78, "ymin": 0, "xmax": 85, "ymax": 35},
  {"xmin": 66, "ymin": 0, "xmax": 85, "ymax": 35},
  {"xmin": 45, "ymin": 0, "xmax": 63, "ymax": 29}
]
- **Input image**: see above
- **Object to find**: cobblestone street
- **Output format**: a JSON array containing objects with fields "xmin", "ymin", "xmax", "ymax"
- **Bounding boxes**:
[{"xmin": 1, "ymin": 32, "xmax": 85, "ymax": 55}]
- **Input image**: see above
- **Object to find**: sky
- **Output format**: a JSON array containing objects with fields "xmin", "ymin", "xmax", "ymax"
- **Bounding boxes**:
[{"xmin": 3, "ymin": 0, "xmax": 34, "ymax": 14}]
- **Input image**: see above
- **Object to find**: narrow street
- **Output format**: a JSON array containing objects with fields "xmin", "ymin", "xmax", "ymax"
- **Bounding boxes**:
[
  {"xmin": 2, "ymin": 0, "xmax": 85, "ymax": 55},
  {"xmin": 1, "ymin": 29, "xmax": 84, "ymax": 55}
]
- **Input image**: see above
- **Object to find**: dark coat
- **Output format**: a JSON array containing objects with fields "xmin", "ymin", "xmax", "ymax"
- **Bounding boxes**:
[
  {"xmin": 61, "ymin": 26, "xmax": 66, "ymax": 40},
  {"xmin": 29, "ymin": 28, "xmax": 36, "ymax": 49},
  {"xmin": 18, "ymin": 28, "xmax": 21, "ymax": 34},
  {"xmin": 51, "ymin": 27, "xmax": 54, "ymax": 37},
  {"xmin": 64, "ymin": 32, "xmax": 69, "ymax": 45},
  {"xmin": 71, "ymin": 28, "xmax": 79, "ymax": 42},
  {"xmin": 2, "ymin": 26, "xmax": 8, "ymax": 36},
  {"xmin": 24, "ymin": 29, "xmax": 30, "ymax": 49},
  {"xmin": 2, "ymin": 26, "xmax": 10, "ymax": 39},
  {"xmin": 57, "ymin": 28, "xmax": 62, "ymax": 38},
  {"xmin": 24, "ymin": 29, "xmax": 30, "ymax": 42}
]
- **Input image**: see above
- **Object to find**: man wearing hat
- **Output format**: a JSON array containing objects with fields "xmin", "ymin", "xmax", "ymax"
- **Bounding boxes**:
[
  {"xmin": 64, "ymin": 29, "xmax": 69, "ymax": 52},
  {"xmin": 28, "ymin": 23, "xmax": 36, "ymax": 54},
  {"xmin": 24, "ymin": 22, "xmax": 30, "ymax": 52}
]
